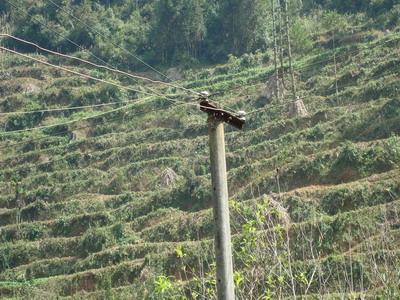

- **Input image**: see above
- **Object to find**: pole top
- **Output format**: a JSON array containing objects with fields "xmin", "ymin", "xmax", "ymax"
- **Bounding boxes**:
[{"xmin": 199, "ymin": 99, "xmax": 246, "ymax": 130}]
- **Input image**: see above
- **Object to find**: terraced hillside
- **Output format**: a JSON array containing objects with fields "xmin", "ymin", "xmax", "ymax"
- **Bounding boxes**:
[{"xmin": 1, "ymin": 26, "xmax": 400, "ymax": 299}]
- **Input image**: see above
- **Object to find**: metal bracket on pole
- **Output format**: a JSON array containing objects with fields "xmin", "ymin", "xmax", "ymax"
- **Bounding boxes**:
[{"xmin": 199, "ymin": 98, "xmax": 246, "ymax": 130}]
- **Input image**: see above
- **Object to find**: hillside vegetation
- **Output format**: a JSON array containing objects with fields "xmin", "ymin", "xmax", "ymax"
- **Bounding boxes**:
[{"xmin": 1, "ymin": 1, "xmax": 400, "ymax": 299}]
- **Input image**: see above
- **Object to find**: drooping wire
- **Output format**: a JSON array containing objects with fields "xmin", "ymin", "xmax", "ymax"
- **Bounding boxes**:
[
  {"xmin": 0, "ymin": 96, "xmax": 155, "ymax": 135},
  {"xmin": 0, "ymin": 97, "xmax": 177, "ymax": 116},
  {"xmin": 44, "ymin": 0, "xmax": 200, "ymax": 95},
  {"xmin": 0, "ymin": 99, "xmax": 186, "ymax": 153},
  {"xmin": 0, "ymin": 45, "xmax": 219, "ymax": 111},
  {"xmin": 209, "ymin": 30, "xmax": 399, "ymax": 101},
  {"xmin": 4, "ymin": 0, "xmax": 121, "ymax": 69},
  {"xmin": 0, "ymin": 101, "xmax": 187, "ymax": 165},
  {"xmin": 0, "ymin": 46, "xmax": 164, "ymax": 98},
  {"xmin": 0, "ymin": 47, "xmax": 235, "ymax": 138},
  {"xmin": 0, "ymin": 33, "xmax": 201, "ymax": 96},
  {"xmin": 1, "ymin": 10, "xmax": 397, "ymax": 137},
  {"xmin": 4, "ymin": 0, "xmax": 202, "ymax": 100},
  {"xmin": 214, "ymin": 31, "xmax": 400, "ymax": 115}
]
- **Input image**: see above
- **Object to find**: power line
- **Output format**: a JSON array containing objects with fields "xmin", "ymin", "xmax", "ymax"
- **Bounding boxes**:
[
  {"xmin": 1, "ymin": 15, "xmax": 397, "ymax": 140},
  {"xmin": 0, "ymin": 92, "xmax": 212, "ymax": 136},
  {"xmin": 245, "ymin": 70, "xmax": 399, "ymax": 116},
  {"xmin": 0, "ymin": 46, "xmax": 164, "ymax": 98},
  {"xmin": 0, "ymin": 96, "xmax": 155, "ymax": 135},
  {"xmin": 0, "ymin": 33, "xmax": 200, "ymax": 96},
  {"xmin": 44, "ymin": 0, "xmax": 199, "ymax": 96},
  {"xmin": 1, "ymin": 65, "xmax": 395, "ymax": 154},
  {"xmin": 4, "ymin": 0, "xmax": 120, "ymax": 69},
  {"xmin": 1, "ymin": 57, "xmax": 397, "ymax": 138},
  {"xmin": 0, "ymin": 47, "xmax": 236, "ymax": 136},
  {"xmin": 204, "ymin": 60, "xmax": 398, "ymax": 119},
  {"xmin": 213, "ymin": 32, "xmax": 400, "ymax": 114},
  {"xmin": 5, "ymin": 0, "xmax": 399, "ymax": 101},
  {"xmin": 200, "ymin": 32, "xmax": 400, "ymax": 111},
  {"xmin": 0, "ymin": 45, "xmax": 234, "ymax": 116},
  {"xmin": 0, "ymin": 45, "xmax": 211, "ymax": 112},
  {"xmin": 4, "ymin": 0, "xmax": 201, "ymax": 101},
  {"xmin": 3, "ymin": 46, "xmax": 232, "ymax": 113},
  {"xmin": 0, "ymin": 99, "xmax": 184, "ymax": 153},
  {"xmin": 0, "ymin": 101, "xmax": 186, "ymax": 165},
  {"xmin": 0, "ymin": 96, "xmax": 172, "ymax": 116}
]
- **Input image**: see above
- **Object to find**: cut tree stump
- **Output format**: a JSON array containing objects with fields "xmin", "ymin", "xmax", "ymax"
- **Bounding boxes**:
[
  {"xmin": 160, "ymin": 168, "xmax": 178, "ymax": 186},
  {"xmin": 289, "ymin": 98, "xmax": 308, "ymax": 117}
]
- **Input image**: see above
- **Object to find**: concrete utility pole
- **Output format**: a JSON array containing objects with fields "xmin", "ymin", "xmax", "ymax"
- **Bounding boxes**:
[{"xmin": 200, "ymin": 94, "xmax": 245, "ymax": 300}]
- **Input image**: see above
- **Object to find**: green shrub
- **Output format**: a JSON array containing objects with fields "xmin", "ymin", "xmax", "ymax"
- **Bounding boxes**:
[
  {"xmin": 287, "ymin": 196, "xmax": 318, "ymax": 222},
  {"xmin": 111, "ymin": 223, "xmax": 125, "ymax": 242},
  {"xmin": 79, "ymin": 227, "xmax": 112, "ymax": 257}
]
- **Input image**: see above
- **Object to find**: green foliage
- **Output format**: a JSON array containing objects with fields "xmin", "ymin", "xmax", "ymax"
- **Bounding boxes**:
[
  {"xmin": 218, "ymin": 0, "xmax": 268, "ymax": 56},
  {"xmin": 154, "ymin": 275, "xmax": 173, "ymax": 295},
  {"xmin": 303, "ymin": 0, "xmax": 397, "ymax": 17},
  {"xmin": 79, "ymin": 227, "xmax": 112, "ymax": 257},
  {"xmin": 151, "ymin": 0, "xmax": 206, "ymax": 64},
  {"xmin": 287, "ymin": 196, "xmax": 318, "ymax": 222},
  {"xmin": 291, "ymin": 18, "xmax": 314, "ymax": 54},
  {"xmin": 174, "ymin": 245, "xmax": 185, "ymax": 259},
  {"xmin": 151, "ymin": 275, "xmax": 185, "ymax": 299},
  {"xmin": 320, "ymin": 180, "xmax": 400, "ymax": 215},
  {"xmin": 321, "ymin": 10, "xmax": 350, "ymax": 34},
  {"xmin": 110, "ymin": 223, "xmax": 125, "ymax": 242},
  {"xmin": 234, "ymin": 271, "xmax": 244, "ymax": 288}
]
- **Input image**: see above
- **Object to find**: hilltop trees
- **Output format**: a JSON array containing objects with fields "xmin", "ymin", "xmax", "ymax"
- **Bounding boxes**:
[
  {"xmin": 151, "ymin": 0, "xmax": 206, "ymax": 64},
  {"xmin": 302, "ymin": 0, "xmax": 398, "ymax": 16},
  {"xmin": 218, "ymin": 0, "xmax": 268, "ymax": 56},
  {"xmin": 1, "ymin": 0, "xmax": 399, "ymax": 67}
]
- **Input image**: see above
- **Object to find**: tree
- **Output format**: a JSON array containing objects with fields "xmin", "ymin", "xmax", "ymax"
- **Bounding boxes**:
[
  {"xmin": 290, "ymin": 18, "xmax": 313, "ymax": 54},
  {"xmin": 92, "ymin": 9, "xmax": 149, "ymax": 69},
  {"xmin": 219, "ymin": 0, "xmax": 268, "ymax": 56},
  {"xmin": 151, "ymin": 0, "xmax": 206, "ymax": 64}
]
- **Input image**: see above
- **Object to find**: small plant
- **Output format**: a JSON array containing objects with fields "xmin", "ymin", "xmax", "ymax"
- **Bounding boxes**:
[
  {"xmin": 154, "ymin": 275, "xmax": 173, "ymax": 294},
  {"xmin": 233, "ymin": 271, "xmax": 244, "ymax": 288},
  {"xmin": 175, "ymin": 244, "xmax": 185, "ymax": 259}
]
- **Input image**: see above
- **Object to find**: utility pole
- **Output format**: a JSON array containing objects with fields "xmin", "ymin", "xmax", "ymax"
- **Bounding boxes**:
[
  {"xmin": 200, "ymin": 94, "xmax": 245, "ymax": 300},
  {"xmin": 333, "ymin": 31, "xmax": 339, "ymax": 97},
  {"xmin": 277, "ymin": 0, "xmax": 286, "ymax": 91},
  {"xmin": 272, "ymin": 0, "xmax": 281, "ymax": 101},
  {"xmin": 283, "ymin": 0, "xmax": 297, "ymax": 99}
]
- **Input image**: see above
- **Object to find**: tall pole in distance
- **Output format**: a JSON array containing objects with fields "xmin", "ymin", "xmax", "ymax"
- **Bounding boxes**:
[
  {"xmin": 208, "ymin": 116, "xmax": 235, "ymax": 300},
  {"xmin": 272, "ymin": 0, "xmax": 281, "ymax": 102},
  {"xmin": 283, "ymin": 0, "xmax": 297, "ymax": 99},
  {"xmin": 199, "ymin": 96, "xmax": 245, "ymax": 300}
]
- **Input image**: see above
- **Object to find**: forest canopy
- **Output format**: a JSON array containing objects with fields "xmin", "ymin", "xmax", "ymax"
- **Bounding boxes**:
[{"xmin": 1, "ymin": 0, "xmax": 399, "ymax": 69}]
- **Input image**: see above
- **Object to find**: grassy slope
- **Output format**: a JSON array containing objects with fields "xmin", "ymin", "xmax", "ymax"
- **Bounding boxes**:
[{"xmin": 0, "ymin": 27, "xmax": 400, "ymax": 299}]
